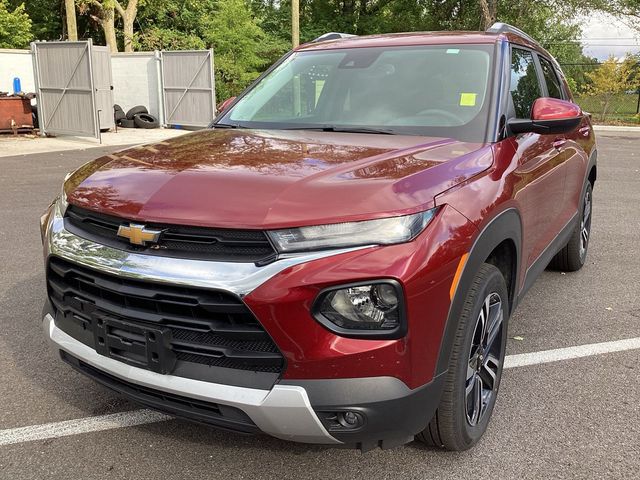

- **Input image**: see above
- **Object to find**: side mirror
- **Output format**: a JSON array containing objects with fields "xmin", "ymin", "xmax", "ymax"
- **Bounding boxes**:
[
  {"xmin": 216, "ymin": 96, "xmax": 237, "ymax": 114},
  {"xmin": 508, "ymin": 98, "xmax": 582, "ymax": 135}
]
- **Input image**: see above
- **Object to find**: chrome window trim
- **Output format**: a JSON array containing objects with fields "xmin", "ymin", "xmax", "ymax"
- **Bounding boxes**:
[{"xmin": 44, "ymin": 200, "xmax": 373, "ymax": 297}]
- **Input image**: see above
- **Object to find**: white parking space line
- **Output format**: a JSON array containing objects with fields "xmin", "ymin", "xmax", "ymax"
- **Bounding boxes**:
[
  {"xmin": 0, "ymin": 409, "xmax": 170, "ymax": 447},
  {"xmin": 503, "ymin": 336, "xmax": 640, "ymax": 369},
  {"xmin": 1, "ymin": 336, "xmax": 639, "ymax": 448}
]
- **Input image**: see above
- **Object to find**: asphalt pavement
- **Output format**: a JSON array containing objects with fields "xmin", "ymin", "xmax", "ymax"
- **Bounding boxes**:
[{"xmin": 0, "ymin": 132, "xmax": 638, "ymax": 479}]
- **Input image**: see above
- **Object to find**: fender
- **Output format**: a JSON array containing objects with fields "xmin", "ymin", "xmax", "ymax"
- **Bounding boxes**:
[{"xmin": 435, "ymin": 207, "xmax": 522, "ymax": 375}]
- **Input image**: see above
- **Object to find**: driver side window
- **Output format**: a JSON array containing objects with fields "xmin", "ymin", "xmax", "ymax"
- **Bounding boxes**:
[{"xmin": 510, "ymin": 49, "xmax": 542, "ymax": 119}]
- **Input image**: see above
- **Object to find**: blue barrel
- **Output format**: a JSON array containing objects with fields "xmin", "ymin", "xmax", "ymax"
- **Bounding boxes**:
[{"xmin": 13, "ymin": 77, "xmax": 21, "ymax": 94}]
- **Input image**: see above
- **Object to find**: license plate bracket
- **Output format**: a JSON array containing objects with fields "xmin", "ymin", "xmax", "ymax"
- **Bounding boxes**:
[{"xmin": 93, "ymin": 316, "xmax": 176, "ymax": 374}]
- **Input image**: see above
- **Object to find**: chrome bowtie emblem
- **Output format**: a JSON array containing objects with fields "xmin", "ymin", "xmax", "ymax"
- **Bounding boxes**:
[{"xmin": 117, "ymin": 223, "xmax": 163, "ymax": 246}]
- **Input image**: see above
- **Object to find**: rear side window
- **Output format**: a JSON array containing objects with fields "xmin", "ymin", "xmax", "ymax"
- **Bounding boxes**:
[
  {"xmin": 539, "ymin": 56, "xmax": 564, "ymax": 99},
  {"xmin": 510, "ymin": 48, "xmax": 541, "ymax": 118}
]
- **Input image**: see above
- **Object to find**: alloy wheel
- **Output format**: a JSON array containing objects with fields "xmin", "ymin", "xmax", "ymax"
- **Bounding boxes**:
[{"xmin": 465, "ymin": 292, "xmax": 504, "ymax": 427}]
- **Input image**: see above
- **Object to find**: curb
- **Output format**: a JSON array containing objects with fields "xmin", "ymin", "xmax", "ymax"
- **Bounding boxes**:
[{"xmin": 593, "ymin": 125, "xmax": 640, "ymax": 132}]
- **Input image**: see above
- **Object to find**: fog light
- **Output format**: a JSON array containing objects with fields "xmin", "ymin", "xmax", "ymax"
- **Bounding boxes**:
[
  {"xmin": 313, "ymin": 281, "xmax": 406, "ymax": 338},
  {"xmin": 343, "ymin": 412, "xmax": 358, "ymax": 426},
  {"xmin": 337, "ymin": 411, "xmax": 364, "ymax": 429}
]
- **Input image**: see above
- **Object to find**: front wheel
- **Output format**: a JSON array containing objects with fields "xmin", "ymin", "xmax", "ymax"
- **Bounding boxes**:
[{"xmin": 417, "ymin": 263, "xmax": 509, "ymax": 450}]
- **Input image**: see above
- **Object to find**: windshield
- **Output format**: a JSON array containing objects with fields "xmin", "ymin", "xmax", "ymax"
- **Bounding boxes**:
[{"xmin": 219, "ymin": 44, "xmax": 495, "ymax": 142}]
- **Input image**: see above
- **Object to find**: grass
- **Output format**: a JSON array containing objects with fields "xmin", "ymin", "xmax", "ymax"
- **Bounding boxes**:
[
  {"xmin": 574, "ymin": 93, "xmax": 639, "ymax": 114},
  {"xmin": 574, "ymin": 93, "xmax": 640, "ymax": 124}
]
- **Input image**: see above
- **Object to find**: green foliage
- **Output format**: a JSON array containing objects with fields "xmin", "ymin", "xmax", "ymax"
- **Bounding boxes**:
[
  {"xmin": 135, "ymin": 0, "xmax": 287, "ymax": 100},
  {"xmin": 8, "ymin": 0, "xmax": 61, "ymax": 41},
  {"xmin": 202, "ymin": 0, "xmax": 287, "ymax": 100},
  {"xmin": 133, "ymin": 27, "xmax": 206, "ymax": 50},
  {"xmin": 0, "ymin": 0, "xmax": 32, "ymax": 48},
  {"xmin": 585, "ymin": 55, "xmax": 640, "ymax": 120}
]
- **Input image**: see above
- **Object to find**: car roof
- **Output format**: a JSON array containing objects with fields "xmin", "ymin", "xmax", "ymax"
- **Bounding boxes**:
[{"xmin": 295, "ymin": 31, "xmax": 542, "ymax": 53}]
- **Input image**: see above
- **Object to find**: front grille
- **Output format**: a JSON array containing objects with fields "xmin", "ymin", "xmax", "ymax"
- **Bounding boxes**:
[
  {"xmin": 61, "ymin": 351, "xmax": 259, "ymax": 434},
  {"xmin": 47, "ymin": 257, "xmax": 284, "ymax": 388},
  {"xmin": 64, "ymin": 205, "xmax": 277, "ymax": 264}
]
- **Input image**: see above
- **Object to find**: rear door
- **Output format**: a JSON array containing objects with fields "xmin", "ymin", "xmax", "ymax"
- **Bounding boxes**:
[{"xmin": 508, "ymin": 47, "xmax": 567, "ymax": 269}]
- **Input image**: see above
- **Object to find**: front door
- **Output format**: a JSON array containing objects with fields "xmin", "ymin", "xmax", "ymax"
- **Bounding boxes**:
[{"xmin": 508, "ymin": 47, "xmax": 568, "ymax": 271}]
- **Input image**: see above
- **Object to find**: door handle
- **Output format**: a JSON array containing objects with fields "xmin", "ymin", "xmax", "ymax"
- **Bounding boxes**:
[
  {"xmin": 553, "ymin": 139, "xmax": 567, "ymax": 149},
  {"xmin": 578, "ymin": 126, "xmax": 590, "ymax": 137}
]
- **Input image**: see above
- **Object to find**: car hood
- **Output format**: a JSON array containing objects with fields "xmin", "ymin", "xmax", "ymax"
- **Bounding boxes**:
[{"xmin": 65, "ymin": 129, "xmax": 493, "ymax": 229}]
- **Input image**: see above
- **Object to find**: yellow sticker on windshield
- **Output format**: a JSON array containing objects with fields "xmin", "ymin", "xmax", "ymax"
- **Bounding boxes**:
[{"xmin": 460, "ymin": 93, "xmax": 477, "ymax": 107}]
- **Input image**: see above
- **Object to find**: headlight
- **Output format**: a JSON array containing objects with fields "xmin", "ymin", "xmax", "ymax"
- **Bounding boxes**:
[
  {"xmin": 40, "ymin": 200, "xmax": 55, "ymax": 244},
  {"xmin": 267, "ymin": 209, "xmax": 437, "ymax": 253},
  {"xmin": 59, "ymin": 185, "xmax": 69, "ymax": 215},
  {"xmin": 313, "ymin": 281, "xmax": 406, "ymax": 338}
]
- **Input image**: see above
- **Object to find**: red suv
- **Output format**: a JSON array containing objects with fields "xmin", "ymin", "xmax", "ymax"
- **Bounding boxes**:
[{"xmin": 41, "ymin": 23, "xmax": 596, "ymax": 451}]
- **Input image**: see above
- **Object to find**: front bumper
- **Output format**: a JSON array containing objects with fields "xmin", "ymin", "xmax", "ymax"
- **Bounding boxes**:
[
  {"xmin": 43, "ymin": 311, "xmax": 338, "ymax": 444},
  {"xmin": 41, "ymin": 198, "xmax": 467, "ymax": 447},
  {"xmin": 43, "ymin": 310, "xmax": 444, "ymax": 448}
]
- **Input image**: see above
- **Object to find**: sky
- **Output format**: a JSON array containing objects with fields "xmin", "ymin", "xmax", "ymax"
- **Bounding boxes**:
[{"xmin": 581, "ymin": 12, "xmax": 640, "ymax": 60}]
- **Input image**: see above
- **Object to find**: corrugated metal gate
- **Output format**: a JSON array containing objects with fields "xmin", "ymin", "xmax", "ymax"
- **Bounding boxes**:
[
  {"xmin": 91, "ymin": 46, "xmax": 115, "ymax": 131},
  {"xmin": 31, "ymin": 40, "xmax": 99, "ymax": 138},
  {"xmin": 160, "ymin": 50, "xmax": 216, "ymax": 127}
]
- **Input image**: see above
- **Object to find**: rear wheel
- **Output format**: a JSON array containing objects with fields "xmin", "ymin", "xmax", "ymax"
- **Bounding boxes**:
[
  {"xmin": 417, "ymin": 263, "xmax": 508, "ymax": 450},
  {"xmin": 549, "ymin": 182, "xmax": 592, "ymax": 272}
]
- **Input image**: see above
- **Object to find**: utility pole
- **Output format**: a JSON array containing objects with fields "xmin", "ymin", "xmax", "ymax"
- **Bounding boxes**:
[
  {"xmin": 292, "ymin": 0, "xmax": 300, "ymax": 48},
  {"xmin": 65, "ymin": 0, "xmax": 78, "ymax": 41}
]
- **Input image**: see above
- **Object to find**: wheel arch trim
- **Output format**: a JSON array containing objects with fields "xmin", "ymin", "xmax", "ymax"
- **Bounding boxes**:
[{"xmin": 435, "ymin": 207, "xmax": 522, "ymax": 375}]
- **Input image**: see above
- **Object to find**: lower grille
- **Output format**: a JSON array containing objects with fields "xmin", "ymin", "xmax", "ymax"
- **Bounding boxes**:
[
  {"xmin": 47, "ymin": 257, "xmax": 284, "ymax": 389},
  {"xmin": 62, "ymin": 351, "xmax": 259, "ymax": 434}
]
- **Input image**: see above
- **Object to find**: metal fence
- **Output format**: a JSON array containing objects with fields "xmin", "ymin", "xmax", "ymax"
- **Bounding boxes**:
[
  {"xmin": 560, "ymin": 62, "xmax": 640, "ymax": 124},
  {"xmin": 31, "ymin": 40, "xmax": 99, "ymax": 138},
  {"xmin": 160, "ymin": 50, "xmax": 216, "ymax": 128}
]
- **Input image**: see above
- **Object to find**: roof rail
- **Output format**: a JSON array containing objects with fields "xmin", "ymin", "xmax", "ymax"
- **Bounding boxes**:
[
  {"xmin": 312, "ymin": 32, "xmax": 357, "ymax": 43},
  {"xmin": 486, "ymin": 22, "xmax": 537, "ymax": 45}
]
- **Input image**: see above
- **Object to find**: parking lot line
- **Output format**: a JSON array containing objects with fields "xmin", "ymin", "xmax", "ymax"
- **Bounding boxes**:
[
  {"xmin": 0, "ymin": 410, "xmax": 170, "ymax": 447},
  {"xmin": 503, "ymin": 336, "xmax": 640, "ymax": 369},
  {"xmin": 1, "ymin": 336, "xmax": 638, "ymax": 448}
]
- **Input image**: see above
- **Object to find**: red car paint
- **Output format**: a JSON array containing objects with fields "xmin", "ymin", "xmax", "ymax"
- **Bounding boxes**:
[
  {"xmin": 532, "ymin": 97, "xmax": 583, "ymax": 121},
  {"xmin": 62, "ymin": 30, "xmax": 596, "ymax": 393},
  {"xmin": 65, "ymin": 129, "xmax": 490, "ymax": 229},
  {"xmin": 245, "ymin": 205, "xmax": 477, "ymax": 388}
]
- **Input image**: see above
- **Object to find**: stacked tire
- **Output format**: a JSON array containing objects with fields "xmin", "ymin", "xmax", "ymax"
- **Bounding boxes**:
[{"xmin": 114, "ymin": 105, "xmax": 159, "ymax": 129}]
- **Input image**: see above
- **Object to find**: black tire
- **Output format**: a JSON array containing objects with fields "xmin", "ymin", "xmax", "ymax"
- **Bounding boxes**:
[
  {"xmin": 417, "ymin": 263, "xmax": 509, "ymax": 451},
  {"xmin": 114, "ymin": 108, "xmax": 126, "ymax": 122},
  {"xmin": 548, "ymin": 182, "xmax": 593, "ymax": 272},
  {"xmin": 126, "ymin": 105, "xmax": 148, "ymax": 120},
  {"xmin": 114, "ymin": 104, "xmax": 124, "ymax": 113},
  {"xmin": 118, "ymin": 118, "xmax": 136, "ymax": 128},
  {"xmin": 133, "ymin": 113, "xmax": 159, "ymax": 129}
]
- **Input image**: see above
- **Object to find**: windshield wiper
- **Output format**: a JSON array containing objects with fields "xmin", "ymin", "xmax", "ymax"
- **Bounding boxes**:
[
  {"xmin": 213, "ymin": 122, "xmax": 246, "ymax": 129},
  {"xmin": 282, "ymin": 125, "xmax": 396, "ymax": 135}
]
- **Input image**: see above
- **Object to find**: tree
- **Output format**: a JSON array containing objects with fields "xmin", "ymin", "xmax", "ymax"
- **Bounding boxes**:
[
  {"xmin": 586, "ymin": 56, "xmax": 640, "ymax": 120},
  {"xmin": 113, "ymin": 0, "xmax": 139, "ymax": 52},
  {"xmin": 0, "ymin": 0, "xmax": 32, "ymax": 48},
  {"xmin": 202, "ymin": 0, "xmax": 287, "ymax": 100},
  {"xmin": 9, "ymin": 0, "xmax": 64, "ymax": 41},
  {"xmin": 479, "ymin": 0, "xmax": 498, "ymax": 30},
  {"xmin": 65, "ymin": 0, "xmax": 77, "ymax": 40},
  {"xmin": 78, "ymin": 1, "xmax": 117, "ymax": 52},
  {"xmin": 78, "ymin": 0, "xmax": 141, "ymax": 52}
]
